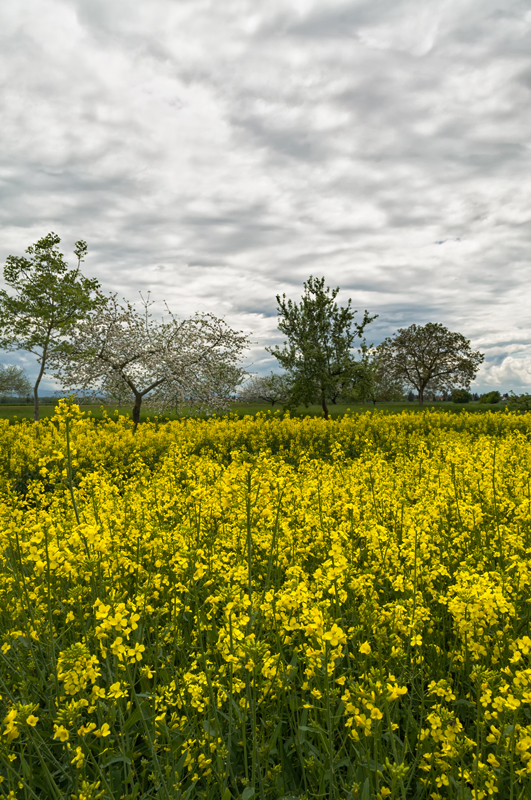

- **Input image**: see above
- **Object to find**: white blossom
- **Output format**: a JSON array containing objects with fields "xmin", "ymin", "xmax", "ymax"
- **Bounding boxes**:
[
  {"xmin": 238, "ymin": 372, "xmax": 291, "ymax": 406},
  {"xmin": 51, "ymin": 293, "xmax": 249, "ymax": 427}
]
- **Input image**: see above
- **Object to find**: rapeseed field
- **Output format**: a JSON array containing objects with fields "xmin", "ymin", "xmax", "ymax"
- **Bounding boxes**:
[{"xmin": 1, "ymin": 401, "xmax": 531, "ymax": 799}]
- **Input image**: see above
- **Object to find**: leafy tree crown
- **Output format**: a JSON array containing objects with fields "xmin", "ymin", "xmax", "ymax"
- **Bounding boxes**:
[
  {"xmin": 377, "ymin": 322, "xmax": 483, "ymax": 404},
  {"xmin": 267, "ymin": 276, "xmax": 376, "ymax": 415}
]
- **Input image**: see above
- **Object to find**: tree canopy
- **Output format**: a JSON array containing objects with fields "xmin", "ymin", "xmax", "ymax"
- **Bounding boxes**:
[
  {"xmin": 239, "ymin": 372, "xmax": 292, "ymax": 406},
  {"xmin": 267, "ymin": 276, "xmax": 376, "ymax": 419},
  {"xmin": 0, "ymin": 364, "xmax": 32, "ymax": 398},
  {"xmin": 353, "ymin": 346, "xmax": 405, "ymax": 406},
  {"xmin": 377, "ymin": 323, "xmax": 484, "ymax": 406},
  {"xmin": 51, "ymin": 293, "xmax": 249, "ymax": 429},
  {"xmin": 0, "ymin": 233, "xmax": 102, "ymax": 420},
  {"xmin": 508, "ymin": 392, "xmax": 531, "ymax": 411}
]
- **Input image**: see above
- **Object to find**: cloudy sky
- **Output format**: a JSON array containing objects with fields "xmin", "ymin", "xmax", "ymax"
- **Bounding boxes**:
[{"xmin": 1, "ymin": 0, "xmax": 531, "ymax": 391}]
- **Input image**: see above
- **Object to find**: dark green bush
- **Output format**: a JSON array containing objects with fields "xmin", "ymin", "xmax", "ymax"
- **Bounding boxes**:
[
  {"xmin": 508, "ymin": 392, "xmax": 531, "ymax": 411},
  {"xmin": 451, "ymin": 388, "xmax": 472, "ymax": 403},
  {"xmin": 479, "ymin": 390, "xmax": 501, "ymax": 404}
]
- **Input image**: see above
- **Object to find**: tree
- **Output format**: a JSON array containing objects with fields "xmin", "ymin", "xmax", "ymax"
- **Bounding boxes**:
[
  {"xmin": 0, "ymin": 233, "xmax": 103, "ymax": 420},
  {"xmin": 239, "ymin": 372, "xmax": 292, "ymax": 406},
  {"xmin": 451, "ymin": 388, "xmax": 472, "ymax": 404},
  {"xmin": 50, "ymin": 293, "xmax": 249, "ymax": 430},
  {"xmin": 210, "ymin": 363, "xmax": 246, "ymax": 399},
  {"xmin": 352, "ymin": 347, "xmax": 405, "ymax": 406},
  {"xmin": 377, "ymin": 323, "xmax": 484, "ymax": 407},
  {"xmin": 508, "ymin": 392, "xmax": 531, "ymax": 411},
  {"xmin": 162, "ymin": 361, "xmax": 246, "ymax": 416},
  {"xmin": 479, "ymin": 390, "xmax": 501, "ymax": 405},
  {"xmin": 267, "ymin": 276, "xmax": 376, "ymax": 419},
  {"xmin": 0, "ymin": 364, "xmax": 31, "ymax": 398}
]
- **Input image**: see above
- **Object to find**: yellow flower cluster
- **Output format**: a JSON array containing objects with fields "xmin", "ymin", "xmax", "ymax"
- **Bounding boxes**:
[
  {"xmin": 57, "ymin": 643, "xmax": 101, "ymax": 696},
  {"xmin": 0, "ymin": 404, "xmax": 530, "ymax": 798}
]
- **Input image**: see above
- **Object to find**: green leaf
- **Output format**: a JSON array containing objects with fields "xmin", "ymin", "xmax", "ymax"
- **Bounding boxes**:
[
  {"xmin": 121, "ymin": 706, "xmax": 143, "ymax": 732},
  {"xmin": 103, "ymin": 754, "xmax": 132, "ymax": 768},
  {"xmin": 203, "ymin": 718, "xmax": 219, "ymax": 737},
  {"xmin": 174, "ymin": 749, "xmax": 189, "ymax": 778},
  {"xmin": 242, "ymin": 787, "xmax": 255, "ymax": 800}
]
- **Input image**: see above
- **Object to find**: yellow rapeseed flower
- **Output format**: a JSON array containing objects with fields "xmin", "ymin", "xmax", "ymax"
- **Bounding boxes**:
[
  {"xmin": 94, "ymin": 723, "xmax": 111, "ymax": 738},
  {"xmin": 53, "ymin": 725, "xmax": 69, "ymax": 743}
]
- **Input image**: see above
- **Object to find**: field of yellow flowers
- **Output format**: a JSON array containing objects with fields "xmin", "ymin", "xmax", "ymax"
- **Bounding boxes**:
[{"xmin": 1, "ymin": 402, "xmax": 531, "ymax": 800}]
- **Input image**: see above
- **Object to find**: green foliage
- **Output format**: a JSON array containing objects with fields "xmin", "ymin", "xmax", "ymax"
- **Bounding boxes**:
[
  {"xmin": 352, "ymin": 347, "xmax": 404, "ymax": 405},
  {"xmin": 451, "ymin": 388, "xmax": 472, "ymax": 404},
  {"xmin": 377, "ymin": 323, "xmax": 484, "ymax": 407},
  {"xmin": 0, "ymin": 233, "xmax": 103, "ymax": 420},
  {"xmin": 480, "ymin": 390, "xmax": 502, "ymax": 405},
  {"xmin": 267, "ymin": 276, "xmax": 376, "ymax": 419},
  {"xmin": 507, "ymin": 392, "xmax": 531, "ymax": 410}
]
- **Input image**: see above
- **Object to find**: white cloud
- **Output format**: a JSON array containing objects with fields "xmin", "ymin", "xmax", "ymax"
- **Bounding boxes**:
[
  {"xmin": 0, "ymin": 0, "xmax": 530, "ymax": 390},
  {"xmin": 480, "ymin": 354, "xmax": 531, "ymax": 392}
]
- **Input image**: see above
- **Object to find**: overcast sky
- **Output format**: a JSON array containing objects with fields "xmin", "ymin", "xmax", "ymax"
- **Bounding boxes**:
[{"xmin": 1, "ymin": 0, "xmax": 531, "ymax": 391}]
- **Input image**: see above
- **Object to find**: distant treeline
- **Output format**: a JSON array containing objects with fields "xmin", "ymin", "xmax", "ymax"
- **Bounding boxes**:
[{"xmin": 0, "ymin": 395, "xmax": 99, "ymax": 406}]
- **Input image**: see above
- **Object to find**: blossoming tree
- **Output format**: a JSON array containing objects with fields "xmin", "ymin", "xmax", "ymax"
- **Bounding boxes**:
[
  {"xmin": 51, "ymin": 293, "xmax": 249, "ymax": 428},
  {"xmin": 0, "ymin": 364, "xmax": 32, "ymax": 399},
  {"xmin": 238, "ymin": 372, "xmax": 292, "ymax": 406}
]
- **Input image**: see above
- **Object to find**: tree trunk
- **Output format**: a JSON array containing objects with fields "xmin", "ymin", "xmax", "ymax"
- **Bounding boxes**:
[
  {"xmin": 33, "ymin": 364, "xmax": 46, "ymax": 422},
  {"xmin": 132, "ymin": 394, "xmax": 142, "ymax": 432},
  {"xmin": 321, "ymin": 391, "xmax": 329, "ymax": 420},
  {"xmin": 418, "ymin": 390, "xmax": 424, "ymax": 407},
  {"xmin": 33, "ymin": 335, "xmax": 51, "ymax": 423},
  {"xmin": 33, "ymin": 385, "xmax": 39, "ymax": 422}
]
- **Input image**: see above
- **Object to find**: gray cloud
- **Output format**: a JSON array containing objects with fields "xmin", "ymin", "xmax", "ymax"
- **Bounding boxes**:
[{"xmin": 1, "ymin": 0, "xmax": 531, "ymax": 391}]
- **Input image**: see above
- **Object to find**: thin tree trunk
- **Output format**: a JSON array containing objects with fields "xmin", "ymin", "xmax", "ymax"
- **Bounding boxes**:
[
  {"xmin": 33, "ymin": 384, "xmax": 39, "ymax": 422},
  {"xmin": 33, "ymin": 361, "xmax": 47, "ymax": 422},
  {"xmin": 33, "ymin": 333, "xmax": 51, "ymax": 423}
]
